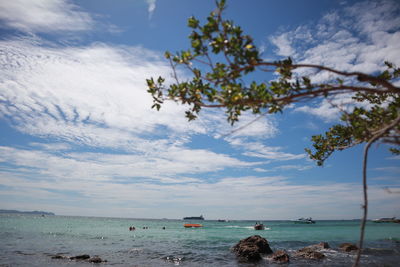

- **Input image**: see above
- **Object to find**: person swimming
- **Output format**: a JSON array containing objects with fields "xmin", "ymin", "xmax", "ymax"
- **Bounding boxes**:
[{"xmin": 129, "ymin": 226, "xmax": 135, "ymax": 231}]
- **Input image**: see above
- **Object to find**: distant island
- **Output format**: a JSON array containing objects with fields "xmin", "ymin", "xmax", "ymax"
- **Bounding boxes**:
[{"xmin": 0, "ymin": 209, "xmax": 55, "ymax": 216}]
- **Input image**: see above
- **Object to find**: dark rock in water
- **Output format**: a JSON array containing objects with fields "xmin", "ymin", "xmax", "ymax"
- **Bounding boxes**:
[
  {"xmin": 295, "ymin": 247, "xmax": 325, "ymax": 259},
  {"xmin": 235, "ymin": 243, "xmax": 262, "ymax": 262},
  {"xmin": 269, "ymin": 250, "xmax": 290, "ymax": 263},
  {"xmin": 311, "ymin": 242, "xmax": 330, "ymax": 249},
  {"xmin": 339, "ymin": 243, "xmax": 358, "ymax": 252},
  {"xmin": 51, "ymin": 254, "xmax": 68, "ymax": 259},
  {"xmin": 50, "ymin": 253, "xmax": 106, "ymax": 263},
  {"xmin": 232, "ymin": 235, "xmax": 273, "ymax": 262},
  {"xmin": 70, "ymin": 254, "xmax": 90, "ymax": 260},
  {"xmin": 88, "ymin": 256, "xmax": 104, "ymax": 263},
  {"xmin": 164, "ymin": 256, "xmax": 183, "ymax": 265}
]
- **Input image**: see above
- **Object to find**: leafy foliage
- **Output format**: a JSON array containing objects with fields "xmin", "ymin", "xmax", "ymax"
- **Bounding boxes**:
[{"xmin": 146, "ymin": 0, "xmax": 400, "ymax": 165}]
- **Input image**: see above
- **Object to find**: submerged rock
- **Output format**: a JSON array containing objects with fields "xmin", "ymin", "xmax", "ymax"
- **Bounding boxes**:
[
  {"xmin": 294, "ymin": 247, "xmax": 325, "ymax": 259},
  {"xmin": 88, "ymin": 256, "xmax": 105, "ymax": 263},
  {"xmin": 269, "ymin": 250, "xmax": 290, "ymax": 263},
  {"xmin": 309, "ymin": 242, "xmax": 330, "ymax": 250},
  {"xmin": 51, "ymin": 254, "xmax": 69, "ymax": 259},
  {"xmin": 50, "ymin": 253, "xmax": 106, "ymax": 263},
  {"xmin": 70, "ymin": 254, "xmax": 90, "ymax": 260},
  {"xmin": 164, "ymin": 256, "xmax": 184, "ymax": 265},
  {"xmin": 339, "ymin": 243, "xmax": 359, "ymax": 252},
  {"xmin": 294, "ymin": 242, "xmax": 329, "ymax": 260},
  {"xmin": 232, "ymin": 235, "xmax": 273, "ymax": 262}
]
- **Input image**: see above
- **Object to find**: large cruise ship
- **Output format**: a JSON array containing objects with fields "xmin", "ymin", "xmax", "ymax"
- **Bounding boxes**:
[{"xmin": 183, "ymin": 215, "xmax": 204, "ymax": 220}]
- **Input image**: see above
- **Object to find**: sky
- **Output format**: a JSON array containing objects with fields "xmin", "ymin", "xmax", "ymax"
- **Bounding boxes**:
[{"xmin": 0, "ymin": 0, "xmax": 399, "ymax": 220}]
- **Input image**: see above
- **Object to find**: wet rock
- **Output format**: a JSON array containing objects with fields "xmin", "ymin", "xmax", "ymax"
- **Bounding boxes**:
[
  {"xmin": 269, "ymin": 250, "xmax": 290, "ymax": 263},
  {"xmin": 232, "ymin": 235, "xmax": 273, "ymax": 262},
  {"xmin": 50, "ymin": 253, "xmax": 106, "ymax": 263},
  {"xmin": 70, "ymin": 254, "xmax": 90, "ymax": 260},
  {"xmin": 164, "ymin": 256, "xmax": 183, "ymax": 265},
  {"xmin": 294, "ymin": 247, "xmax": 325, "ymax": 259},
  {"xmin": 339, "ymin": 243, "xmax": 358, "ymax": 252},
  {"xmin": 88, "ymin": 256, "xmax": 104, "ymax": 263},
  {"xmin": 309, "ymin": 242, "xmax": 330, "ymax": 250},
  {"xmin": 51, "ymin": 254, "xmax": 68, "ymax": 259}
]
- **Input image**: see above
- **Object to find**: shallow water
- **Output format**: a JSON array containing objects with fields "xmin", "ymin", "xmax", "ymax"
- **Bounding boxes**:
[{"xmin": 0, "ymin": 214, "xmax": 399, "ymax": 266}]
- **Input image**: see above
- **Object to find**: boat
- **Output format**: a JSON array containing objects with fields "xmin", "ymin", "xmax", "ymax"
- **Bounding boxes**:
[
  {"xmin": 184, "ymin": 223, "xmax": 203, "ymax": 228},
  {"xmin": 217, "ymin": 219, "xmax": 227, "ymax": 222},
  {"xmin": 183, "ymin": 215, "xmax": 204, "ymax": 220},
  {"xmin": 372, "ymin": 217, "xmax": 400, "ymax": 223},
  {"xmin": 293, "ymin": 217, "xmax": 315, "ymax": 224},
  {"xmin": 254, "ymin": 222, "xmax": 265, "ymax": 230}
]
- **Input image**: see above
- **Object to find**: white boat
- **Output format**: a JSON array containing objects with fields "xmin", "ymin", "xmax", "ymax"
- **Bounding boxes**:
[
  {"xmin": 372, "ymin": 217, "xmax": 399, "ymax": 223},
  {"xmin": 293, "ymin": 217, "xmax": 315, "ymax": 224}
]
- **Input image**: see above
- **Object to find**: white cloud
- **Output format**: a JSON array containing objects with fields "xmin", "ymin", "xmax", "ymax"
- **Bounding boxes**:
[
  {"xmin": 227, "ymin": 138, "xmax": 305, "ymax": 161},
  {"xmin": 0, "ymin": 145, "xmax": 252, "ymax": 183},
  {"xmin": 374, "ymin": 166, "xmax": 400, "ymax": 173},
  {"xmin": 273, "ymin": 164, "xmax": 313, "ymax": 171},
  {"xmin": 0, "ymin": 0, "xmax": 93, "ymax": 33},
  {"xmin": 269, "ymin": 0, "xmax": 400, "ymax": 121},
  {"xmin": 1, "ymin": 148, "xmax": 399, "ymax": 219},
  {"xmin": 294, "ymin": 94, "xmax": 361, "ymax": 122},
  {"xmin": 269, "ymin": 33, "xmax": 295, "ymax": 57},
  {"xmin": 0, "ymin": 38, "xmax": 212, "ymax": 151},
  {"xmin": 0, "ymin": 37, "xmax": 283, "ymax": 162},
  {"xmin": 146, "ymin": 0, "xmax": 157, "ymax": 19},
  {"xmin": 208, "ymin": 111, "xmax": 278, "ymax": 139}
]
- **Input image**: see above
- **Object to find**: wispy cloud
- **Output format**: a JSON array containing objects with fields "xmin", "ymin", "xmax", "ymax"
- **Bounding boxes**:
[
  {"xmin": 227, "ymin": 138, "xmax": 306, "ymax": 161},
  {"xmin": 0, "ymin": 145, "xmax": 253, "ymax": 183},
  {"xmin": 0, "ymin": 38, "xmax": 208, "ymax": 151},
  {"xmin": 269, "ymin": 0, "xmax": 400, "ymax": 121},
  {"xmin": 0, "ymin": 0, "xmax": 93, "ymax": 33},
  {"xmin": 146, "ymin": 0, "xmax": 157, "ymax": 19},
  {"xmin": 374, "ymin": 166, "xmax": 400, "ymax": 174}
]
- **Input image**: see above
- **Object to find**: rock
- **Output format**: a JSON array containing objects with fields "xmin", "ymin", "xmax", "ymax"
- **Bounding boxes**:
[
  {"xmin": 70, "ymin": 254, "xmax": 90, "ymax": 260},
  {"xmin": 294, "ymin": 242, "xmax": 329, "ymax": 260},
  {"xmin": 235, "ymin": 243, "xmax": 262, "ymax": 262},
  {"xmin": 88, "ymin": 256, "xmax": 103, "ymax": 263},
  {"xmin": 295, "ymin": 247, "xmax": 325, "ymax": 259},
  {"xmin": 310, "ymin": 242, "xmax": 330, "ymax": 249},
  {"xmin": 51, "ymin": 254, "xmax": 68, "ymax": 259},
  {"xmin": 232, "ymin": 235, "xmax": 273, "ymax": 262},
  {"xmin": 270, "ymin": 250, "xmax": 290, "ymax": 263},
  {"xmin": 50, "ymin": 253, "xmax": 106, "ymax": 263},
  {"xmin": 339, "ymin": 243, "xmax": 358, "ymax": 252}
]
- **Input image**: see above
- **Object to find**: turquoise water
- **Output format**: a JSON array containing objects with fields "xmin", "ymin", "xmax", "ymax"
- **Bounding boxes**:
[{"xmin": 0, "ymin": 214, "xmax": 399, "ymax": 266}]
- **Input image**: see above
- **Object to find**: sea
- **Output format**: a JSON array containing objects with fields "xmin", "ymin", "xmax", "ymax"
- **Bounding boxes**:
[{"xmin": 1, "ymin": 214, "xmax": 399, "ymax": 266}]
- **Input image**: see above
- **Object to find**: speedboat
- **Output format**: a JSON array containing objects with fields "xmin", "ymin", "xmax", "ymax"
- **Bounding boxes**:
[
  {"xmin": 293, "ymin": 217, "xmax": 315, "ymax": 224},
  {"xmin": 254, "ymin": 223, "xmax": 265, "ymax": 230}
]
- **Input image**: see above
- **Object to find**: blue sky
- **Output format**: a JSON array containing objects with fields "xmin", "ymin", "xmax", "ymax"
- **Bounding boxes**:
[{"xmin": 0, "ymin": 0, "xmax": 399, "ymax": 220}]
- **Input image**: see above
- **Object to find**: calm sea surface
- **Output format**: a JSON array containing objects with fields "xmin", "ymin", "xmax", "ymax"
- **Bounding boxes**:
[{"xmin": 0, "ymin": 214, "xmax": 399, "ymax": 266}]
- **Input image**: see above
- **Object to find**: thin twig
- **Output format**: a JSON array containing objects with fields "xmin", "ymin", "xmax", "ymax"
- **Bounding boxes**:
[
  {"xmin": 352, "ymin": 115, "xmax": 400, "ymax": 267},
  {"xmin": 219, "ymin": 111, "xmax": 269, "ymax": 138}
]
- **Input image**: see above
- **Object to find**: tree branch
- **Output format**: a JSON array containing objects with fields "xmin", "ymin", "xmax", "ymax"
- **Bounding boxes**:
[{"xmin": 353, "ymin": 114, "xmax": 400, "ymax": 267}]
